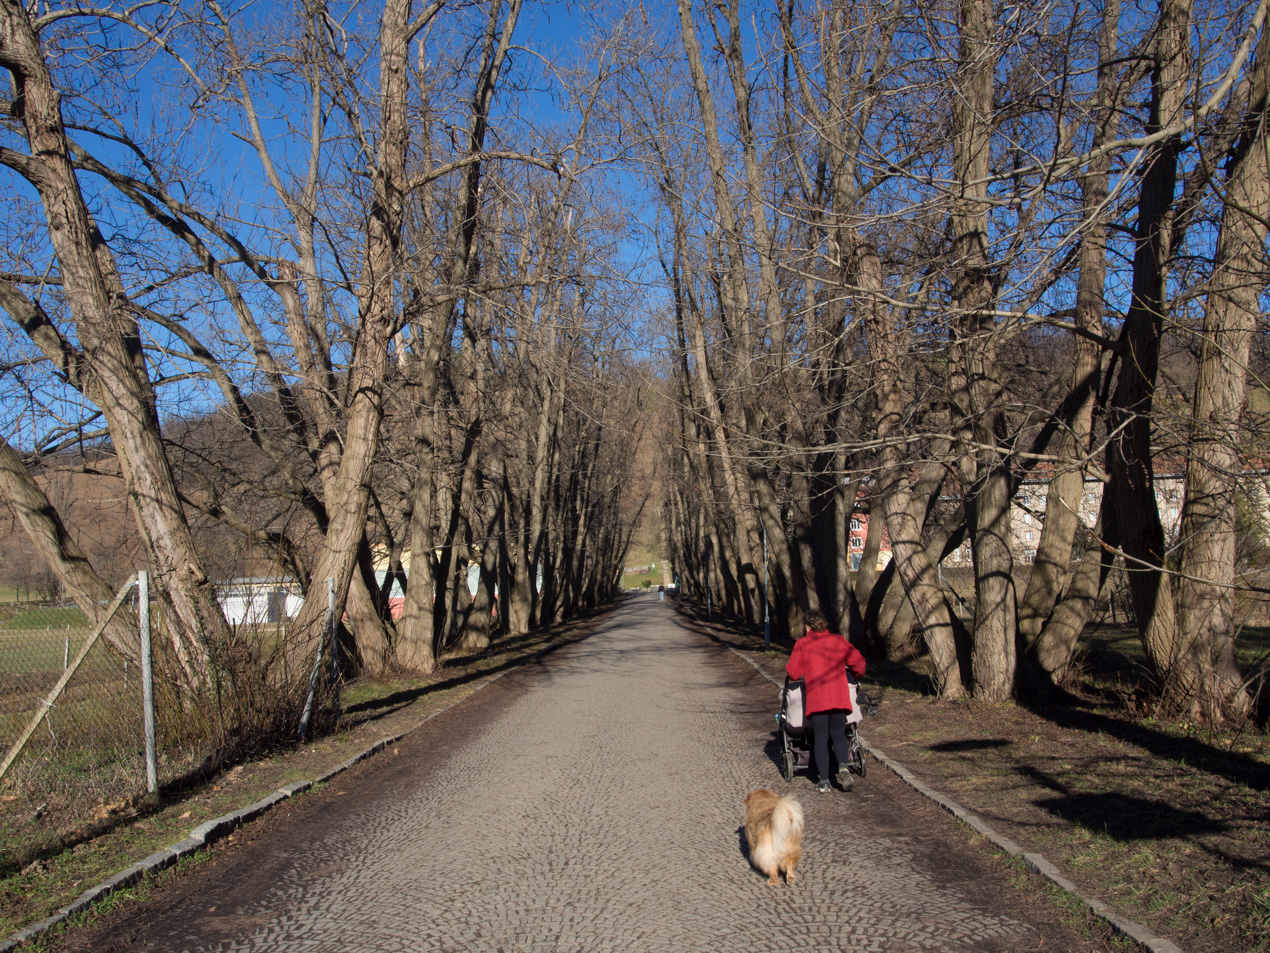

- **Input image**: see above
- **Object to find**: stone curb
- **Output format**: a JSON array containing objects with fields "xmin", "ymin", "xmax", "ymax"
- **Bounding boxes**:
[
  {"xmin": 690, "ymin": 609, "xmax": 1186, "ymax": 953},
  {"xmin": 0, "ymin": 652, "xmax": 536, "ymax": 953}
]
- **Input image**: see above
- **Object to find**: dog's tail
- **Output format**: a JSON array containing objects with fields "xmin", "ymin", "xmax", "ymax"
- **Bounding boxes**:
[{"xmin": 771, "ymin": 795, "xmax": 805, "ymax": 845}]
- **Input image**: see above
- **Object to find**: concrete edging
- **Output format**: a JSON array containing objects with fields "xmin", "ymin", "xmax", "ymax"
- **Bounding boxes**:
[{"xmin": 697, "ymin": 612, "xmax": 1185, "ymax": 953}]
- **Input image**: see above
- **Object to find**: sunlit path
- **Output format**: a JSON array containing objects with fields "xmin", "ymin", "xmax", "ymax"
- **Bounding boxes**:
[{"xmin": 67, "ymin": 596, "xmax": 1108, "ymax": 953}]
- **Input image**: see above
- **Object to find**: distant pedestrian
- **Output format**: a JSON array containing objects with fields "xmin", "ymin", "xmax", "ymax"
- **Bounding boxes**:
[
  {"xmin": 658, "ymin": 584, "xmax": 665, "ymax": 601},
  {"xmin": 786, "ymin": 612, "xmax": 866, "ymax": 793}
]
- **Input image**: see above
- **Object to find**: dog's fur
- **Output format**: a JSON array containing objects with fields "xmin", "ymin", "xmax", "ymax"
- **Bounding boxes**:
[{"xmin": 742, "ymin": 789, "xmax": 804, "ymax": 885}]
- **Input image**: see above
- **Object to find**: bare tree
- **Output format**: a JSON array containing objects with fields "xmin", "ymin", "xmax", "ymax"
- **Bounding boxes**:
[
  {"xmin": 1173, "ymin": 18, "xmax": 1270, "ymax": 721},
  {"xmin": 1, "ymin": 0, "xmax": 228, "ymax": 681}
]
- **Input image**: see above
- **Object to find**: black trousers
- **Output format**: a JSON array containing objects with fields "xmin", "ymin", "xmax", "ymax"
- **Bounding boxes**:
[{"xmin": 808, "ymin": 710, "xmax": 850, "ymax": 781}]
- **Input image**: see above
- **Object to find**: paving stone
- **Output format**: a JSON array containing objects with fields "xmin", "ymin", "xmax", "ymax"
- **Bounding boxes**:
[
  {"xmin": 234, "ymin": 791, "xmax": 288, "ymax": 824},
  {"xmin": 135, "ymin": 848, "xmax": 179, "ymax": 873},
  {"xmin": 7, "ymin": 914, "xmax": 63, "ymax": 946},
  {"xmin": 119, "ymin": 598, "xmax": 1098, "ymax": 953},
  {"xmin": 167, "ymin": 836, "xmax": 205, "ymax": 857},
  {"xmin": 99, "ymin": 865, "xmax": 144, "ymax": 892},
  {"xmin": 48, "ymin": 598, "xmax": 1182, "ymax": 953}
]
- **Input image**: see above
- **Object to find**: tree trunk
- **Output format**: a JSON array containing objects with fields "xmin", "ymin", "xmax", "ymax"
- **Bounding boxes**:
[
  {"xmin": 1173, "ymin": 22, "xmax": 1270, "ymax": 722},
  {"xmin": 1023, "ymin": 0, "xmax": 1121, "ymax": 680},
  {"xmin": 856, "ymin": 241, "xmax": 964, "ymax": 696},
  {"xmin": 1106, "ymin": 0, "xmax": 1192, "ymax": 690},
  {"xmin": 398, "ymin": 405, "xmax": 441, "ymax": 672},
  {"xmin": 950, "ymin": 0, "xmax": 1016, "ymax": 701},
  {"xmin": 1, "ymin": 1, "xmax": 226, "ymax": 680},
  {"xmin": 1031, "ymin": 513, "xmax": 1110, "ymax": 686},
  {"xmin": 395, "ymin": 0, "xmax": 522, "ymax": 663}
]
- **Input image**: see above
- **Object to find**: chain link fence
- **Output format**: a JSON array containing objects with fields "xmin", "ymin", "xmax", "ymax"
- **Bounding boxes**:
[
  {"xmin": 0, "ymin": 582, "xmax": 150, "ymax": 872},
  {"xmin": 0, "ymin": 574, "xmax": 341, "ymax": 875}
]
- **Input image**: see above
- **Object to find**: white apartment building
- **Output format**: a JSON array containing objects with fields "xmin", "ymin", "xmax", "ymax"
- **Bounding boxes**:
[{"xmin": 945, "ymin": 468, "xmax": 1269, "ymax": 567}]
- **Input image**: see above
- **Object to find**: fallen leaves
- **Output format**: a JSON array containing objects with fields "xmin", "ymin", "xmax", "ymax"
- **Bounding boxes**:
[{"xmin": 91, "ymin": 800, "xmax": 128, "ymax": 822}]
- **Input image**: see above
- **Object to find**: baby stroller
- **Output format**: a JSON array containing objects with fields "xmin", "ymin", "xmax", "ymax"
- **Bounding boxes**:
[{"xmin": 776, "ymin": 674, "xmax": 876, "ymax": 783}]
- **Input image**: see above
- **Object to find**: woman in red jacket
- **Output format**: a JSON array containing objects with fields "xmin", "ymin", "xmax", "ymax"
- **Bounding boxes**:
[{"xmin": 786, "ymin": 613, "xmax": 867, "ymax": 792}]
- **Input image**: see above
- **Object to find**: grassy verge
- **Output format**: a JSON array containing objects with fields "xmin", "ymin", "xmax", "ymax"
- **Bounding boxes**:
[{"xmin": 0, "ymin": 610, "xmax": 608, "ymax": 942}]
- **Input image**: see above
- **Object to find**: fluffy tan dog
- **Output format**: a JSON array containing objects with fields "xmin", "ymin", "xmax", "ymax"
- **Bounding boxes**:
[{"xmin": 742, "ymin": 789, "xmax": 805, "ymax": 885}]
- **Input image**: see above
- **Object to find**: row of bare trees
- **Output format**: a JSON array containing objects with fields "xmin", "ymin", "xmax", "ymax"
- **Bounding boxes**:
[
  {"xmin": 4, "ymin": 0, "xmax": 1268, "ymax": 727},
  {"xmin": 0, "ymin": 0, "xmax": 646, "ymax": 703},
  {"xmin": 647, "ymin": 0, "xmax": 1270, "ymax": 723}
]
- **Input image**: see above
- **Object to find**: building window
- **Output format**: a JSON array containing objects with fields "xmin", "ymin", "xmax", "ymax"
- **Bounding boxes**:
[
  {"xmin": 850, "ymin": 536, "xmax": 863, "ymax": 550},
  {"xmin": 1025, "ymin": 531, "xmax": 1034, "ymax": 542}
]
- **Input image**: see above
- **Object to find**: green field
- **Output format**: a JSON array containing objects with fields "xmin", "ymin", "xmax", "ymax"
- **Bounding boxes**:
[
  {"xmin": 0, "ymin": 631, "xmax": 79, "ymax": 675},
  {"xmin": 621, "ymin": 572, "xmax": 661, "ymax": 590},
  {"xmin": 2, "ymin": 606, "xmax": 89, "ymax": 630}
]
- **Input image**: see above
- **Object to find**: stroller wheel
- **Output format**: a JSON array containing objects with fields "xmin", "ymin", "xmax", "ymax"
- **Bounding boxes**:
[
  {"xmin": 778, "ymin": 719, "xmax": 795, "ymax": 781},
  {"xmin": 849, "ymin": 727, "xmax": 867, "ymax": 779}
]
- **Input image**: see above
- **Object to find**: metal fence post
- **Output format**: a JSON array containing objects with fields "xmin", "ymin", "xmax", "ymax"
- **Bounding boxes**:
[
  {"xmin": 138, "ymin": 571, "xmax": 158, "ymax": 795},
  {"xmin": 763, "ymin": 521, "xmax": 771, "ymax": 650}
]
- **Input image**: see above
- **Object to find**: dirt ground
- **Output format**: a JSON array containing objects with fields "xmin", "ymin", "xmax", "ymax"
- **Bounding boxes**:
[{"xmin": 685, "ymin": 609, "xmax": 1270, "ymax": 953}]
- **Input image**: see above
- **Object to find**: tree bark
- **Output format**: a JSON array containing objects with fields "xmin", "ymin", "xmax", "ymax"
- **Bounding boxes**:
[
  {"xmin": 1106, "ymin": 0, "xmax": 1192, "ymax": 690},
  {"xmin": 1024, "ymin": 0, "xmax": 1121, "ymax": 680},
  {"xmin": 1173, "ymin": 21, "xmax": 1270, "ymax": 722},
  {"xmin": 1, "ymin": 0, "xmax": 226, "ymax": 680},
  {"xmin": 395, "ymin": 0, "xmax": 523, "ymax": 667},
  {"xmin": 949, "ymin": 0, "xmax": 1016, "ymax": 701}
]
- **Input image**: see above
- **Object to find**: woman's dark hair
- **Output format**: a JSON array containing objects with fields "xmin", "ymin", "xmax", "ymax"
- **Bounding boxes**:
[{"xmin": 804, "ymin": 612, "xmax": 829, "ymax": 632}]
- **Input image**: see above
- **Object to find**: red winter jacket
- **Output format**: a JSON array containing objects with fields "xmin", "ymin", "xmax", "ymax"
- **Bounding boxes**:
[{"xmin": 786, "ymin": 628, "xmax": 867, "ymax": 715}]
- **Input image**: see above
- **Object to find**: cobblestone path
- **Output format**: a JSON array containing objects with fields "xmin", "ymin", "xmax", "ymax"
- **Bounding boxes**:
[{"xmin": 102, "ymin": 597, "xmax": 1102, "ymax": 953}]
